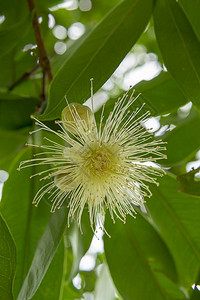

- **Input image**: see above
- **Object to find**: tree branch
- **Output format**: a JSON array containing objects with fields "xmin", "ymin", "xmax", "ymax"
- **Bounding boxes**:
[
  {"xmin": 8, "ymin": 65, "xmax": 40, "ymax": 91},
  {"xmin": 27, "ymin": 0, "xmax": 53, "ymax": 81}
]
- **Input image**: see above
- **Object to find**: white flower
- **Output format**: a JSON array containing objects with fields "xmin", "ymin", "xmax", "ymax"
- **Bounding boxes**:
[{"xmin": 19, "ymin": 87, "xmax": 166, "ymax": 233}]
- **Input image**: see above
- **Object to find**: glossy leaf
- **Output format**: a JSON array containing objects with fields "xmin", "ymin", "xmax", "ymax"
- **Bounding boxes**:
[
  {"xmin": 97, "ymin": 71, "xmax": 188, "ymax": 123},
  {"xmin": 104, "ymin": 213, "xmax": 184, "ymax": 300},
  {"xmin": 32, "ymin": 239, "xmax": 64, "ymax": 300},
  {"xmin": 147, "ymin": 174, "xmax": 200, "ymax": 286},
  {"xmin": 17, "ymin": 208, "xmax": 67, "ymax": 300},
  {"xmin": 153, "ymin": 0, "xmax": 200, "ymax": 109},
  {"xmin": 178, "ymin": 0, "xmax": 200, "ymax": 41},
  {"xmin": 0, "ymin": 215, "xmax": 16, "ymax": 300},
  {"xmin": 40, "ymin": 0, "xmax": 154, "ymax": 120},
  {"xmin": 162, "ymin": 112, "xmax": 200, "ymax": 166},
  {"xmin": 0, "ymin": 148, "xmax": 52, "ymax": 297}
]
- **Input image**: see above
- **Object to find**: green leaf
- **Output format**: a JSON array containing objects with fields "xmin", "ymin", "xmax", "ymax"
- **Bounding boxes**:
[
  {"xmin": 0, "ymin": 215, "xmax": 16, "ymax": 300},
  {"xmin": 104, "ymin": 213, "xmax": 184, "ymax": 300},
  {"xmin": 0, "ymin": 128, "xmax": 29, "ymax": 171},
  {"xmin": 65, "ymin": 210, "xmax": 93, "ymax": 282},
  {"xmin": 147, "ymin": 174, "xmax": 200, "ymax": 286},
  {"xmin": 97, "ymin": 71, "xmax": 188, "ymax": 123},
  {"xmin": 134, "ymin": 71, "xmax": 188, "ymax": 116},
  {"xmin": 177, "ymin": 168, "xmax": 200, "ymax": 197},
  {"xmin": 0, "ymin": 148, "xmax": 52, "ymax": 297},
  {"xmin": 32, "ymin": 239, "xmax": 64, "ymax": 300},
  {"xmin": 162, "ymin": 112, "xmax": 200, "ymax": 166},
  {"xmin": 94, "ymin": 264, "xmax": 116, "ymax": 300},
  {"xmin": 17, "ymin": 208, "xmax": 67, "ymax": 300},
  {"xmin": 0, "ymin": 0, "xmax": 27, "ymax": 27},
  {"xmin": 178, "ymin": 0, "xmax": 200, "ymax": 41},
  {"xmin": 40, "ymin": 0, "xmax": 154, "ymax": 120},
  {"xmin": 0, "ymin": 93, "xmax": 38, "ymax": 130},
  {"xmin": 153, "ymin": 0, "xmax": 200, "ymax": 109},
  {"xmin": 191, "ymin": 288, "xmax": 200, "ymax": 300},
  {"xmin": 0, "ymin": 15, "xmax": 31, "ymax": 57}
]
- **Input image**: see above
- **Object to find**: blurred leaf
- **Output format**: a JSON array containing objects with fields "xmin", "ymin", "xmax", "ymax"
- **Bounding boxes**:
[
  {"xmin": 134, "ymin": 71, "xmax": 188, "ymax": 116},
  {"xmin": 65, "ymin": 210, "xmax": 93, "ymax": 282},
  {"xmin": 0, "ymin": 128, "xmax": 29, "ymax": 171},
  {"xmin": 0, "ymin": 93, "xmax": 38, "ymax": 130},
  {"xmin": 177, "ymin": 168, "xmax": 200, "ymax": 197},
  {"xmin": 0, "ymin": 15, "xmax": 31, "ymax": 57},
  {"xmin": 17, "ymin": 208, "xmax": 67, "ymax": 300},
  {"xmin": 0, "ymin": 215, "xmax": 16, "ymax": 300},
  {"xmin": 178, "ymin": 0, "xmax": 200, "ymax": 41},
  {"xmin": 32, "ymin": 238, "xmax": 64, "ymax": 300},
  {"xmin": 104, "ymin": 213, "xmax": 184, "ymax": 300},
  {"xmin": 153, "ymin": 0, "xmax": 200, "ymax": 109},
  {"xmin": 80, "ymin": 270, "xmax": 97, "ymax": 293},
  {"xmin": 162, "ymin": 112, "xmax": 200, "ymax": 166},
  {"xmin": 94, "ymin": 264, "xmax": 116, "ymax": 300},
  {"xmin": 191, "ymin": 288, "xmax": 200, "ymax": 300},
  {"xmin": 40, "ymin": 0, "xmax": 154, "ymax": 120},
  {"xmin": 0, "ymin": 148, "xmax": 52, "ymax": 297},
  {"xmin": 62, "ymin": 282, "xmax": 83, "ymax": 300},
  {"xmin": 0, "ymin": 0, "xmax": 27, "ymax": 27},
  {"xmin": 99, "ymin": 71, "xmax": 188, "ymax": 122},
  {"xmin": 147, "ymin": 174, "xmax": 200, "ymax": 287}
]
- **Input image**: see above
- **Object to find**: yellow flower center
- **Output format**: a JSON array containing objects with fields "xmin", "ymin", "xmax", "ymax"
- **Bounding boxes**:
[{"xmin": 81, "ymin": 142, "xmax": 121, "ymax": 180}]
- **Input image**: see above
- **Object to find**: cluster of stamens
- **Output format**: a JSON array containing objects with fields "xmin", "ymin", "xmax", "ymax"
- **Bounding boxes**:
[{"xmin": 18, "ymin": 86, "xmax": 166, "ymax": 234}]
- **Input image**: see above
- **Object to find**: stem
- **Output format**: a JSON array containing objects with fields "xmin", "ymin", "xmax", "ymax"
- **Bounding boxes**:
[
  {"xmin": 27, "ymin": 0, "xmax": 53, "ymax": 82},
  {"xmin": 8, "ymin": 65, "xmax": 40, "ymax": 91}
]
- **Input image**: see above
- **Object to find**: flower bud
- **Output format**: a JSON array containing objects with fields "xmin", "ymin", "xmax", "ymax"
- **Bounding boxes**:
[{"xmin": 62, "ymin": 103, "xmax": 94, "ymax": 135}]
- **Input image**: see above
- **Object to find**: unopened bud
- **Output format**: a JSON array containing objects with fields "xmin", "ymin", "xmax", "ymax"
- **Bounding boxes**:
[{"xmin": 62, "ymin": 103, "xmax": 94, "ymax": 134}]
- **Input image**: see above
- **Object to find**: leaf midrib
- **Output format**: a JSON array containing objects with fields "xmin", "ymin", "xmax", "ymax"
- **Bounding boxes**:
[
  {"xmin": 152, "ymin": 185, "xmax": 200, "ymax": 261},
  {"xmin": 165, "ymin": 0, "xmax": 200, "ymax": 86},
  {"xmin": 125, "ymin": 224, "xmax": 170, "ymax": 300},
  {"xmin": 47, "ymin": 0, "xmax": 142, "ymax": 117}
]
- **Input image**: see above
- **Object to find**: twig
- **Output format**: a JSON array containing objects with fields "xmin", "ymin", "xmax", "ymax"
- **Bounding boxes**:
[
  {"xmin": 27, "ymin": 0, "xmax": 53, "ymax": 82},
  {"xmin": 8, "ymin": 65, "xmax": 40, "ymax": 91}
]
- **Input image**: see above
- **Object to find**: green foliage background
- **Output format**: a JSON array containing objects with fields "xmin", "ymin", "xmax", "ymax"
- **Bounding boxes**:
[{"xmin": 0, "ymin": 0, "xmax": 200, "ymax": 299}]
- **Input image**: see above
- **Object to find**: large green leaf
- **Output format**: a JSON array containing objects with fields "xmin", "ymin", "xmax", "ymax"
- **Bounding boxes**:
[
  {"xmin": 40, "ymin": 0, "xmax": 154, "ymax": 120},
  {"xmin": 0, "ymin": 128, "xmax": 29, "ymax": 171},
  {"xmin": 0, "ymin": 148, "xmax": 52, "ymax": 297},
  {"xmin": 17, "ymin": 208, "xmax": 67, "ymax": 300},
  {"xmin": 0, "ymin": 215, "xmax": 16, "ymax": 300},
  {"xmin": 0, "ymin": 15, "xmax": 31, "ymax": 57},
  {"xmin": 32, "ymin": 239, "xmax": 64, "ymax": 300},
  {"xmin": 134, "ymin": 71, "xmax": 189, "ymax": 116},
  {"xmin": 97, "ymin": 71, "xmax": 188, "ymax": 122},
  {"xmin": 0, "ymin": 93, "xmax": 38, "ymax": 130},
  {"xmin": 104, "ymin": 213, "xmax": 184, "ymax": 300},
  {"xmin": 178, "ymin": 0, "xmax": 200, "ymax": 41},
  {"xmin": 147, "ymin": 174, "xmax": 200, "ymax": 287},
  {"xmin": 162, "ymin": 112, "xmax": 200, "ymax": 166},
  {"xmin": 153, "ymin": 0, "xmax": 200, "ymax": 109}
]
